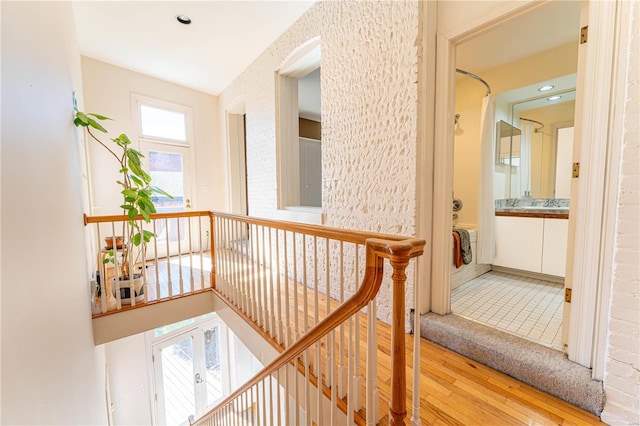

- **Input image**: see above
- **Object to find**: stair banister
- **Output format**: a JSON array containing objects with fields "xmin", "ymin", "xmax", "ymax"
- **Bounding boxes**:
[{"xmin": 193, "ymin": 236, "xmax": 425, "ymax": 425}]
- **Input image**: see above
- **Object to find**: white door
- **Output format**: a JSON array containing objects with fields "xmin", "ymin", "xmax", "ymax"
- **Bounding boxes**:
[
  {"xmin": 152, "ymin": 319, "xmax": 228, "ymax": 426},
  {"xmin": 141, "ymin": 142, "xmax": 195, "ymax": 258}
]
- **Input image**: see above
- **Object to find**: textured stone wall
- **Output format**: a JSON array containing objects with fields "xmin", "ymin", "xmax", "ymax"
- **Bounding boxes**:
[
  {"xmin": 601, "ymin": 1, "xmax": 640, "ymax": 424},
  {"xmin": 219, "ymin": 1, "xmax": 420, "ymax": 327}
]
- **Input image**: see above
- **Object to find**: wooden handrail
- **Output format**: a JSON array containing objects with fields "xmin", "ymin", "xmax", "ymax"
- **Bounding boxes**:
[
  {"xmin": 211, "ymin": 211, "xmax": 408, "ymax": 245},
  {"xmin": 84, "ymin": 210, "xmax": 211, "ymax": 225},
  {"xmin": 195, "ymin": 236, "xmax": 425, "ymax": 425}
]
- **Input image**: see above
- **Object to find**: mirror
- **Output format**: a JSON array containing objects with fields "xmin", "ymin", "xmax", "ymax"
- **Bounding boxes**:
[
  {"xmin": 494, "ymin": 72, "xmax": 577, "ymax": 199},
  {"xmin": 508, "ymin": 88, "xmax": 576, "ymax": 198},
  {"xmin": 496, "ymin": 120, "xmax": 521, "ymax": 166}
]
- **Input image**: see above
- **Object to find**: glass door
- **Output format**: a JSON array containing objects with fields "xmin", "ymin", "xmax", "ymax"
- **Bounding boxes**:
[
  {"xmin": 152, "ymin": 318, "xmax": 228, "ymax": 426},
  {"xmin": 140, "ymin": 142, "xmax": 194, "ymax": 259}
]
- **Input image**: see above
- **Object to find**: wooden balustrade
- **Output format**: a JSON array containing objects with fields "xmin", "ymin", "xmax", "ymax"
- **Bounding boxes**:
[
  {"xmin": 84, "ymin": 211, "xmax": 425, "ymax": 425},
  {"xmin": 195, "ymin": 211, "xmax": 425, "ymax": 426},
  {"xmin": 84, "ymin": 211, "xmax": 214, "ymax": 315}
]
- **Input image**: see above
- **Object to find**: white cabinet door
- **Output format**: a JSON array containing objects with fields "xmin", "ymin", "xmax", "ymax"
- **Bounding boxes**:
[
  {"xmin": 493, "ymin": 216, "xmax": 544, "ymax": 273},
  {"xmin": 542, "ymin": 218, "xmax": 569, "ymax": 276}
]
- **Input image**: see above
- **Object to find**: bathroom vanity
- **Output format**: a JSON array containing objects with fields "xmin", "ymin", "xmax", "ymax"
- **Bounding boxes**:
[{"xmin": 493, "ymin": 199, "xmax": 569, "ymax": 277}]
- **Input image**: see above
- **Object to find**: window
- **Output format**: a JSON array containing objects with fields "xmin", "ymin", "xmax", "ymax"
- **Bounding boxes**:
[
  {"xmin": 140, "ymin": 104, "xmax": 187, "ymax": 142},
  {"xmin": 132, "ymin": 94, "xmax": 195, "ymax": 255},
  {"xmin": 275, "ymin": 37, "xmax": 324, "ymax": 224}
]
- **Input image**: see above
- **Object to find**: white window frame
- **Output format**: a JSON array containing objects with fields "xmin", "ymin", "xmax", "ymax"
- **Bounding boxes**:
[
  {"xmin": 130, "ymin": 93, "xmax": 197, "ymax": 210},
  {"xmin": 274, "ymin": 37, "xmax": 325, "ymax": 225}
]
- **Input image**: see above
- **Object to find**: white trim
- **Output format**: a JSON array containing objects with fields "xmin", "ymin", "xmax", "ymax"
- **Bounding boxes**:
[
  {"xmin": 416, "ymin": 0, "xmax": 436, "ymax": 315},
  {"xmin": 274, "ymin": 207, "xmax": 325, "ymax": 225},
  {"xmin": 430, "ymin": 34, "xmax": 455, "ymax": 315},
  {"xmin": 567, "ymin": 0, "xmax": 619, "ymax": 369},
  {"xmin": 226, "ymin": 112, "xmax": 247, "ymax": 215},
  {"xmin": 275, "ymin": 73, "xmax": 301, "ymax": 209},
  {"xmin": 582, "ymin": 0, "xmax": 628, "ymax": 378}
]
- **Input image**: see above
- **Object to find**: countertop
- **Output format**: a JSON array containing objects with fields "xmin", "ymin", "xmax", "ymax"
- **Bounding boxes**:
[{"xmin": 495, "ymin": 207, "xmax": 569, "ymax": 219}]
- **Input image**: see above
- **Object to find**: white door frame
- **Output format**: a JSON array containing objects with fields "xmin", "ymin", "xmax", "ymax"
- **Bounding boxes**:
[
  {"xmin": 425, "ymin": 0, "xmax": 624, "ymax": 375},
  {"xmin": 225, "ymin": 95, "xmax": 248, "ymax": 216}
]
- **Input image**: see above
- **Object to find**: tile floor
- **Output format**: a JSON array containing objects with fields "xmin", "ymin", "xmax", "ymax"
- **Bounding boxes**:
[{"xmin": 451, "ymin": 271, "xmax": 564, "ymax": 351}]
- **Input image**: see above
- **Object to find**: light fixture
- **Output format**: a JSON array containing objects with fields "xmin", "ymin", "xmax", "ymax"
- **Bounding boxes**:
[
  {"xmin": 547, "ymin": 95, "xmax": 562, "ymax": 101},
  {"xmin": 176, "ymin": 15, "xmax": 191, "ymax": 25},
  {"xmin": 538, "ymin": 85, "xmax": 554, "ymax": 92}
]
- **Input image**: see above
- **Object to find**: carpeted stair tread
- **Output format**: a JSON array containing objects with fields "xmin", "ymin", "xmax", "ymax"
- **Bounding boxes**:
[{"xmin": 415, "ymin": 312, "xmax": 604, "ymax": 415}]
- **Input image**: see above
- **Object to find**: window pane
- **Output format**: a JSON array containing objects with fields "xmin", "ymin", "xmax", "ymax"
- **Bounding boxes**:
[
  {"xmin": 161, "ymin": 337, "xmax": 195, "ymax": 426},
  {"xmin": 140, "ymin": 104, "xmax": 187, "ymax": 141},
  {"xmin": 204, "ymin": 326, "xmax": 223, "ymax": 406},
  {"xmin": 149, "ymin": 151, "xmax": 184, "ymax": 212}
]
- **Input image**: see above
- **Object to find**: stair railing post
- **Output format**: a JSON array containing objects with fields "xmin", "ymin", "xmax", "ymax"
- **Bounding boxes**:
[
  {"xmin": 210, "ymin": 212, "xmax": 216, "ymax": 290},
  {"xmin": 389, "ymin": 257, "xmax": 409, "ymax": 426}
]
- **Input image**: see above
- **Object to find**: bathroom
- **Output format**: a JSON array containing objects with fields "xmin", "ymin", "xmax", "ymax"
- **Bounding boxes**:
[{"xmin": 449, "ymin": 1, "xmax": 581, "ymax": 352}]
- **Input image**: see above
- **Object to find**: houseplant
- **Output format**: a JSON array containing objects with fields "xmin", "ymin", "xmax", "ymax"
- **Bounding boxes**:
[{"xmin": 73, "ymin": 97, "xmax": 172, "ymax": 303}]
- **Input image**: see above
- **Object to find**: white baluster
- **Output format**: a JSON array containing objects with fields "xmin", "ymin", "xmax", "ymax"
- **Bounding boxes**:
[
  {"xmin": 177, "ymin": 216, "xmax": 184, "ymax": 296},
  {"xmin": 165, "ymin": 218, "xmax": 172, "ymax": 298},
  {"xmin": 366, "ymin": 300, "xmax": 379, "ymax": 426}
]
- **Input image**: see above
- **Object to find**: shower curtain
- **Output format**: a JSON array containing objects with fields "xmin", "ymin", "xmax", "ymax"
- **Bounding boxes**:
[
  {"xmin": 477, "ymin": 94, "xmax": 496, "ymax": 264},
  {"xmin": 520, "ymin": 121, "xmax": 534, "ymax": 197}
]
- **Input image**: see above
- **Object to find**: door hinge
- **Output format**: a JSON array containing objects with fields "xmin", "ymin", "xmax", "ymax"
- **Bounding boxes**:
[
  {"xmin": 572, "ymin": 162, "xmax": 580, "ymax": 178},
  {"xmin": 565, "ymin": 288, "xmax": 572, "ymax": 303},
  {"xmin": 580, "ymin": 26, "xmax": 588, "ymax": 44}
]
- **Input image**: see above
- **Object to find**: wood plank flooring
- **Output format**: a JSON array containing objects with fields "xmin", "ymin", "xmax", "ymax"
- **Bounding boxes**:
[{"xmin": 214, "ymin": 249, "xmax": 605, "ymax": 425}]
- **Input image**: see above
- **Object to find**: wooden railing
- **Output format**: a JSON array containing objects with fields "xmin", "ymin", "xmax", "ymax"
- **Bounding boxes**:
[
  {"xmin": 198, "ymin": 212, "xmax": 425, "ymax": 425},
  {"xmin": 84, "ymin": 211, "xmax": 425, "ymax": 425},
  {"xmin": 84, "ymin": 211, "xmax": 214, "ymax": 315}
]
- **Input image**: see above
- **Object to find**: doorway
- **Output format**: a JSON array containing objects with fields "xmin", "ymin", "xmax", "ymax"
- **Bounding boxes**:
[
  {"xmin": 152, "ymin": 317, "xmax": 227, "ymax": 425},
  {"xmin": 141, "ymin": 142, "xmax": 195, "ymax": 258},
  {"xmin": 447, "ymin": 1, "xmax": 581, "ymax": 351}
]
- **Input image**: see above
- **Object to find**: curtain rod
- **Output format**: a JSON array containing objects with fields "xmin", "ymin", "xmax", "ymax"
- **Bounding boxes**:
[
  {"xmin": 520, "ymin": 117, "xmax": 545, "ymax": 132},
  {"xmin": 456, "ymin": 68, "xmax": 492, "ymax": 95}
]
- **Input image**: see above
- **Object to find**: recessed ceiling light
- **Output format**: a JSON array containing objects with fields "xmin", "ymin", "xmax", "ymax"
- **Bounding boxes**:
[
  {"xmin": 547, "ymin": 95, "xmax": 562, "ymax": 101},
  {"xmin": 538, "ymin": 85, "xmax": 554, "ymax": 92},
  {"xmin": 176, "ymin": 15, "xmax": 191, "ymax": 25}
]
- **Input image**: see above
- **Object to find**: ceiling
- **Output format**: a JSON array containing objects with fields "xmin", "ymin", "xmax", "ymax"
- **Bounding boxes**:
[
  {"xmin": 456, "ymin": 1, "xmax": 581, "ymax": 77},
  {"xmin": 72, "ymin": 1, "xmax": 316, "ymax": 95}
]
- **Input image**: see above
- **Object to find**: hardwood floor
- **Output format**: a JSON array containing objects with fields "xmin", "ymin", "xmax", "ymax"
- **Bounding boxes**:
[
  {"xmin": 214, "ymin": 250, "xmax": 605, "ymax": 426},
  {"xmin": 121, "ymin": 249, "xmax": 603, "ymax": 425}
]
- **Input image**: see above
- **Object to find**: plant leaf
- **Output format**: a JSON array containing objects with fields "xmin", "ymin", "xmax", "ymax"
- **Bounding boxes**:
[
  {"xmin": 75, "ymin": 111, "xmax": 89, "ymax": 125},
  {"xmin": 87, "ymin": 113, "xmax": 112, "ymax": 121},
  {"xmin": 151, "ymin": 186, "xmax": 173, "ymax": 198},
  {"xmin": 87, "ymin": 117, "xmax": 107, "ymax": 133}
]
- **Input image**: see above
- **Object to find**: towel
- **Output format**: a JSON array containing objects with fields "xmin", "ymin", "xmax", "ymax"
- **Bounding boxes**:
[
  {"xmin": 452, "ymin": 231, "xmax": 463, "ymax": 268},
  {"xmin": 454, "ymin": 228, "xmax": 473, "ymax": 265}
]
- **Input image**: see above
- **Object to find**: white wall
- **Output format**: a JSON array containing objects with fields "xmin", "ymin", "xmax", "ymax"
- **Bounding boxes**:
[
  {"xmin": 0, "ymin": 2, "xmax": 107, "ymax": 424},
  {"xmin": 219, "ymin": 0, "xmax": 420, "ymax": 327},
  {"xmin": 601, "ymin": 1, "xmax": 640, "ymax": 424},
  {"xmin": 105, "ymin": 334, "xmax": 152, "ymax": 425},
  {"xmin": 81, "ymin": 57, "xmax": 224, "ymax": 215}
]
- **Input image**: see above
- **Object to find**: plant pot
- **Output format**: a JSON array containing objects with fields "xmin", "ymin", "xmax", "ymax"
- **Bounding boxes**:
[
  {"xmin": 105, "ymin": 236, "xmax": 124, "ymax": 249},
  {"xmin": 112, "ymin": 274, "xmax": 144, "ymax": 305}
]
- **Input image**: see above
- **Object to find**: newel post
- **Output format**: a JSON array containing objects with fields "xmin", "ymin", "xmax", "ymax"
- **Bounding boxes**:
[
  {"xmin": 209, "ymin": 212, "xmax": 216, "ymax": 290},
  {"xmin": 389, "ymin": 256, "xmax": 410, "ymax": 426}
]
